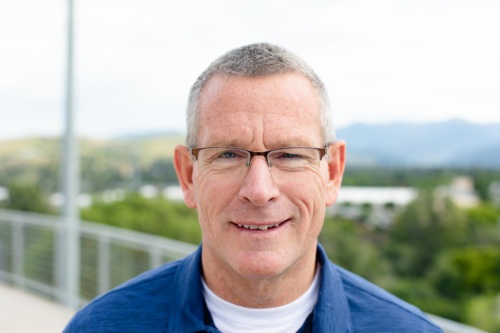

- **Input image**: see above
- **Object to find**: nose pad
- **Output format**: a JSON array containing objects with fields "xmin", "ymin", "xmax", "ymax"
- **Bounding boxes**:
[
  {"xmin": 247, "ymin": 155, "xmax": 271, "ymax": 170},
  {"xmin": 247, "ymin": 150, "xmax": 272, "ymax": 168}
]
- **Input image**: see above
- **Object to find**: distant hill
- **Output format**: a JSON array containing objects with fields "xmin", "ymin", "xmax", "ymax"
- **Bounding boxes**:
[
  {"xmin": 113, "ymin": 119, "xmax": 500, "ymax": 168},
  {"xmin": 0, "ymin": 134, "xmax": 186, "ymax": 192},
  {"xmin": 0, "ymin": 134, "xmax": 185, "ymax": 163},
  {"xmin": 1, "ymin": 119, "xmax": 499, "ymax": 171},
  {"xmin": 336, "ymin": 119, "xmax": 500, "ymax": 168}
]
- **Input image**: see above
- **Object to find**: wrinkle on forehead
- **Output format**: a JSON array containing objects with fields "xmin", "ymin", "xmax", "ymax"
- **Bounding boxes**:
[
  {"xmin": 196, "ymin": 74, "xmax": 323, "ymax": 149},
  {"xmin": 197, "ymin": 111, "xmax": 259, "ymax": 147}
]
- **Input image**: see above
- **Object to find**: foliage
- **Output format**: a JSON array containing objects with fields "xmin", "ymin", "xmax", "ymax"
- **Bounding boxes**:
[
  {"xmin": 319, "ymin": 217, "xmax": 391, "ymax": 282},
  {"xmin": 142, "ymin": 158, "xmax": 179, "ymax": 185},
  {"xmin": 0, "ymin": 183, "xmax": 56, "ymax": 214},
  {"xmin": 464, "ymin": 294, "xmax": 500, "ymax": 332},
  {"xmin": 0, "ymin": 135, "xmax": 184, "ymax": 193},
  {"xmin": 81, "ymin": 194, "xmax": 201, "ymax": 244},
  {"xmin": 433, "ymin": 246, "xmax": 500, "ymax": 296},
  {"xmin": 342, "ymin": 167, "xmax": 500, "ymax": 197},
  {"xmin": 319, "ymin": 188, "xmax": 500, "ymax": 331},
  {"xmin": 382, "ymin": 278, "xmax": 464, "ymax": 321},
  {"xmin": 382, "ymin": 194, "xmax": 500, "ymax": 331},
  {"xmin": 385, "ymin": 191, "xmax": 468, "ymax": 277},
  {"xmin": 342, "ymin": 167, "xmax": 457, "ymax": 189},
  {"xmin": 467, "ymin": 203, "xmax": 500, "ymax": 226}
]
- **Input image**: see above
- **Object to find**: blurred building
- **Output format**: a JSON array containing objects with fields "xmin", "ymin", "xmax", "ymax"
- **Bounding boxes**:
[
  {"xmin": 0, "ymin": 187, "xmax": 8, "ymax": 202},
  {"xmin": 434, "ymin": 176, "xmax": 480, "ymax": 209},
  {"xmin": 489, "ymin": 181, "xmax": 500, "ymax": 207},
  {"xmin": 328, "ymin": 187, "xmax": 417, "ymax": 228}
]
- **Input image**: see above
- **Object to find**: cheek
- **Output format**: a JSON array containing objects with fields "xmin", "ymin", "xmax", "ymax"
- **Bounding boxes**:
[
  {"xmin": 194, "ymin": 174, "xmax": 239, "ymax": 223},
  {"xmin": 286, "ymin": 172, "xmax": 328, "ymax": 231},
  {"xmin": 290, "ymin": 169, "xmax": 328, "ymax": 204},
  {"xmin": 197, "ymin": 172, "xmax": 239, "ymax": 195}
]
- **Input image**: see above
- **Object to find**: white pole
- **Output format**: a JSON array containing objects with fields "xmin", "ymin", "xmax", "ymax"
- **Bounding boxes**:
[{"xmin": 62, "ymin": 0, "xmax": 80, "ymax": 309}]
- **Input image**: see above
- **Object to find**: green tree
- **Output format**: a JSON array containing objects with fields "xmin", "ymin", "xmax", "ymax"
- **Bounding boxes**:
[
  {"xmin": 1, "ymin": 183, "xmax": 55, "ymax": 214},
  {"xmin": 430, "ymin": 246, "xmax": 500, "ymax": 332},
  {"xmin": 433, "ymin": 246, "xmax": 500, "ymax": 296},
  {"xmin": 81, "ymin": 193, "xmax": 201, "ymax": 244},
  {"xmin": 464, "ymin": 294, "xmax": 500, "ymax": 333},
  {"xmin": 142, "ymin": 158, "xmax": 179, "ymax": 185},
  {"xmin": 465, "ymin": 203, "xmax": 500, "ymax": 245},
  {"xmin": 385, "ymin": 191, "xmax": 468, "ymax": 277},
  {"xmin": 466, "ymin": 203, "xmax": 500, "ymax": 227},
  {"xmin": 319, "ymin": 217, "xmax": 390, "ymax": 283}
]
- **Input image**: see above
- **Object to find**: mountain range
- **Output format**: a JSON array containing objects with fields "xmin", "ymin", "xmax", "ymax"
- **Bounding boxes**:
[
  {"xmin": 2, "ymin": 119, "xmax": 499, "ymax": 169},
  {"xmin": 336, "ymin": 119, "xmax": 500, "ymax": 168}
]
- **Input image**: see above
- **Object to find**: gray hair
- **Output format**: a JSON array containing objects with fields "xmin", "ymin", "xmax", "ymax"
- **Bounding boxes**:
[{"xmin": 186, "ymin": 43, "xmax": 335, "ymax": 147}]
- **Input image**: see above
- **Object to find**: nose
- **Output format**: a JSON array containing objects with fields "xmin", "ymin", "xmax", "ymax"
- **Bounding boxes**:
[{"xmin": 238, "ymin": 156, "xmax": 280, "ymax": 206}]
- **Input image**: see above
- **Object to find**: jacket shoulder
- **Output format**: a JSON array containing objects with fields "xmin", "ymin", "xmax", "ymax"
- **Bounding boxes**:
[
  {"xmin": 64, "ymin": 259, "xmax": 183, "ymax": 333},
  {"xmin": 334, "ymin": 264, "xmax": 443, "ymax": 332}
]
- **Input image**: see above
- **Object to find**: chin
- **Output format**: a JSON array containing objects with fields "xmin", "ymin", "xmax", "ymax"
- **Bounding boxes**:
[{"xmin": 232, "ymin": 251, "xmax": 290, "ymax": 279}]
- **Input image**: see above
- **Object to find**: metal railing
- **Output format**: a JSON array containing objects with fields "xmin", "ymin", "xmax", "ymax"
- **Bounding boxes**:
[
  {"xmin": 0, "ymin": 209, "xmax": 488, "ymax": 333},
  {"xmin": 0, "ymin": 209, "xmax": 197, "ymax": 307}
]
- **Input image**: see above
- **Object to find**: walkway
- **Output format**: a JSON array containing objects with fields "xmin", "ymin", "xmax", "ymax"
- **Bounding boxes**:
[{"xmin": 0, "ymin": 283, "xmax": 75, "ymax": 333}]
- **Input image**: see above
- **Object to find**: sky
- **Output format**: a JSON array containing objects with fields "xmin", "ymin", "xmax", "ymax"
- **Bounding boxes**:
[{"xmin": 1, "ymin": 0, "xmax": 499, "ymax": 140}]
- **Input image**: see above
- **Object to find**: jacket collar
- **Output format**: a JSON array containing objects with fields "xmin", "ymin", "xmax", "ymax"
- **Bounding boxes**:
[
  {"xmin": 313, "ymin": 244, "xmax": 353, "ymax": 332},
  {"xmin": 168, "ymin": 244, "xmax": 353, "ymax": 332},
  {"xmin": 168, "ymin": 246, "xmax": 214, "ymax": 332}
]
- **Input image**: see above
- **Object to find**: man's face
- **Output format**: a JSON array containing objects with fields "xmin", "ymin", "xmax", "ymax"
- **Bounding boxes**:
[{"xmin": 176, "ymin": 73, "xmax": 345, "ymax": 281}]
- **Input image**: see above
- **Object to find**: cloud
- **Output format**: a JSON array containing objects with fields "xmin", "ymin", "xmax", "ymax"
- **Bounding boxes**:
[{"xmin": 1, "ymin": 0, "xmax": 499, "ymax": 139}]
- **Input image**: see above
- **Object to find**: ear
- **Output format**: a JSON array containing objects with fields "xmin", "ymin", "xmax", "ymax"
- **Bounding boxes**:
[
  {"xmin": 325, "ymin": 140, "xmax": 346, "ymax": 206},
  {"xmin": 173, "ymin": 145, "xmax": 197, "ymax": 208}
]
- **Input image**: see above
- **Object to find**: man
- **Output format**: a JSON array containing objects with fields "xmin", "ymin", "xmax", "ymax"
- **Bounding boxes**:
[{"xmin": 65, "ymin": 43, "xmax": 443, "ymax": 332}]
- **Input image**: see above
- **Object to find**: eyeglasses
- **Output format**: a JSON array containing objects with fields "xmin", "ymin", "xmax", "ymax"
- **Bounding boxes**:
[{"xmin": 189, "ymin": 146, "xmax": 329, "ymax": 181}]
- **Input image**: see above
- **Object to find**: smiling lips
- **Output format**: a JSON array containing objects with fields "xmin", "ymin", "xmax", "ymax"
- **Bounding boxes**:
[{"xmin": 235, "ymin": 221, "xmax": 285, "ymax": 231}]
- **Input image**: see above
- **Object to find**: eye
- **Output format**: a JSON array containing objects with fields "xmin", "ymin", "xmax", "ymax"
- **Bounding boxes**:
[
  {"xmin": 274, "ymin": 150, "xmax": 307, "ymax": 160},
  {"xmin": 280, "ymin": 152, "xmax": 304, "ymax": 159},
  {"xmin": 218, "ymin": 151, "xmax": 237, "ymax": 159},
  {"xmin": 217, "ymin": 149, "xmax": 246, "ymax": 159},
  {"xmin": 270, "ymin": 148, "xmax": 318, "ymax": 167}
]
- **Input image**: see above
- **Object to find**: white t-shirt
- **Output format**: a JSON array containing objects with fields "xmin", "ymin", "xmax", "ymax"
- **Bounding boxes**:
[{"xmin": 202, "ymin": 268, "xmax": 320, "ymax": 333}]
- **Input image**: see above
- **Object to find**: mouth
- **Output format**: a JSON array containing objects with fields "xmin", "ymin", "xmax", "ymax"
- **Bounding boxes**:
[{"xmin": 233, "ymin": 220, "xmax": 288, "ymax": 231}]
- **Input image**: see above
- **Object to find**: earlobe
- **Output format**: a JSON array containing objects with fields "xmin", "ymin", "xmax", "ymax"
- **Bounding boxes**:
[
  {"xmin": 325, "ymin": 140, "xmax": 346, "ymax": 206},
  {"xmin": 173, "ymin": 145, "xmax": 197, "ymax": 208}
]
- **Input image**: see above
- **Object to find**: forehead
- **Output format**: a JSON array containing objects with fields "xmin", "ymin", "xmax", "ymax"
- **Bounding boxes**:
[{"xmin": 196, "ymin": 73, "xmax": 323, "ymax": 148}]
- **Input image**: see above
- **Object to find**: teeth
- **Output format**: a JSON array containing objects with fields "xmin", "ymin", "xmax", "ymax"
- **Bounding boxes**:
[{"xmin": 237, "ymin": 223, "xmax": 281, "ymax": 230}]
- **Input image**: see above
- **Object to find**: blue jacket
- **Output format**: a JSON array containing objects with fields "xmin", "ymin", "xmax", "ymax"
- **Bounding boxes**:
[{"xmin": 64, "ymin": 245, "xmax": 443, "ymax": 332}]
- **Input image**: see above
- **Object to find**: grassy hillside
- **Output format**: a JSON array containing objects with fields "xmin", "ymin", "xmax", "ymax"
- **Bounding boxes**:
[
  {"xmin": 0, "ymin": 134, "xmax": 185, "ymax": 192},
  {"xmin": 126, "ymin": 135, "xmax": 185, "ymax": 164},
  {"xmin": 0, "ymin": 135, "xmax": 184, "ymax": 164}
]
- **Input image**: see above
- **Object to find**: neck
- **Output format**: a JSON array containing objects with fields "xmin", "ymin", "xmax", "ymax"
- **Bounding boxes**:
[{"xmin": 201, "ymin": 245, "xmax": 318, "ymax": 308}]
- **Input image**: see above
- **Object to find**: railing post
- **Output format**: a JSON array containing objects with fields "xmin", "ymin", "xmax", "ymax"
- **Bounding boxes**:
[
  {"xmin": 60, "ymin": 0, "xmax": 81, "ymax": 309},
  {"xmin": 151, "ymin": 246, "xmax": 162, "ymax": 269},
  {"xmin": 12, "ymin": 217, "xmax": 24, "ymax": 287},
  {"xmin": 98, "ymin": 235, "xmax": 110, "ymax": 295}
]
